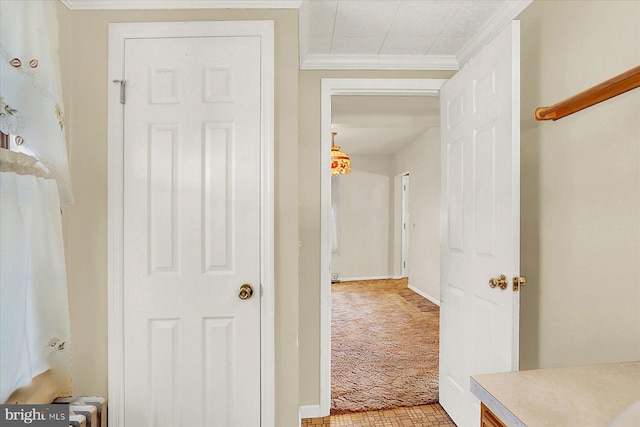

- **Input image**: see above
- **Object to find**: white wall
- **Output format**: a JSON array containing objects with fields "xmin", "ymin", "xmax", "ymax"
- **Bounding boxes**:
[
  {"xmin": 331, "ymin": 155, "xmax": 393, "ymax": 280},
  {"xmin": 393, "ymin": 128, "xmax": 441, "ymax": 302}
]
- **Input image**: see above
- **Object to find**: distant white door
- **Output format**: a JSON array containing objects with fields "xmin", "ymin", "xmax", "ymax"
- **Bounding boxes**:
[
  {"xmin": 439, "ymin": 21, "xmax": 521, "ymax": 427},
  {"xmin": 401, "ymin": 174, "xmax": 410, "ymax": 277},
  {"xmin": 122, "ymin": 35, "xmax": 262, "ymax": 427}
]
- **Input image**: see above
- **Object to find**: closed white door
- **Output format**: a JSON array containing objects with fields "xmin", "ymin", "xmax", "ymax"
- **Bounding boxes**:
[
  {"xmin": 439, "ymin": 21, "xmax": 521, "ymax": 427},
  {"xmin": 122, "ymin": 35, "xmax": 261, "ymax": 427}
]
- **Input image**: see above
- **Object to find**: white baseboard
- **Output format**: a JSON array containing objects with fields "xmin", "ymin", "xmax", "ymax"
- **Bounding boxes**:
[
  {"xmin": 337, "ymin": 275, "xmax": 393, "ymax": 282},
  {"xmin": 408, "ymin": 284, "xmax": 440, "ymax": 306},
  {"xmin": 299, "ymin": 405, "xmax": 323, "ymax": 422}
]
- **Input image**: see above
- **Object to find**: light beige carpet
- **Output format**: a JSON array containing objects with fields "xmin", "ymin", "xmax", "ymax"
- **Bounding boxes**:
[{"xmin": 331, "ymin": 278, "xmax": 440, "ymax": 415}]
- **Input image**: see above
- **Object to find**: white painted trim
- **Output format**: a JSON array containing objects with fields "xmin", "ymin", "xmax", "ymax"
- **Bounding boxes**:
[
  {"xmin": 299, "ymin": 405, "xmax": 323, "ymax": 421},
  {"xmin": 393, "ymin": 170, "xmax": 409, "ymax": 279},
  {"xmin": 337, "ymin": 276, "xmax": 393, "ymax": 282},
  {"xmin": 456, "ymin": 1, "xmax": 532, "ymax": 66},
  {"xmin": 107, "ymin": 20, "xmax": 274, "ymax": 427},
  {"xmin": 62, "ymin": 0, "xmax": 301, "ymax": 10},
  {"xmin": 107, "ymin": 23, "xmax": 125, "ymax": 427},
  {"xmin": 301, "ymin": 54, "xmax": 459, "ymax": 71},
  {"xmin": 408, "ymin": 285, "xmax": 440, "ymax": 307},
  {"xmin": 320, "ymin": 78, "xmax": 446, "ymax": 417},
  {"xmin": 401, "ymin": 174, "xmax": 410, "ymax": 278},
  {"xmin": 260, "ymin": 21, "xmax": 276, "ymax": 427}
]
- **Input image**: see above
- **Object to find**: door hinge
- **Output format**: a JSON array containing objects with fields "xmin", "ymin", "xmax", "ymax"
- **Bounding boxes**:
[{"xmin": 113, "ymin": 79, "xmax": 127, "ymax": 104}]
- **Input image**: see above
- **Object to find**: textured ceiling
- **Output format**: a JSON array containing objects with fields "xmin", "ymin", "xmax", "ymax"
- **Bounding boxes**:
[
  {"xmin": 60, "ymin": 0, "xmax": 531, "ymax": 156},
  {"xmin": 313, "ymin": 0, "xmax": 532, "ymax": 156},
  {"xmin": 305, "ymin": 0, "xmax": 506, "ymax": 55},
  {"xmin": 62, "ymin": 0, "xmax": 532, "ymax": 69},
  {"xmin": 300, "ymin": 0, "xmax": 531, "ymax": 69}
]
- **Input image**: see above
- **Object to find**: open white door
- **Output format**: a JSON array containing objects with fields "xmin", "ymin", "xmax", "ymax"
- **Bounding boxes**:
[{"xmin": 439, "ymin": 21, "xmax": 521, "ymax": 427}]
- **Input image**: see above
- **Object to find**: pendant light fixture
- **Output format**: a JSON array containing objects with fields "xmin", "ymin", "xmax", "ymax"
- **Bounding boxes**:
[{"xmin": 331, "ymin": 131, "xmax": 351, "ymax": 175}]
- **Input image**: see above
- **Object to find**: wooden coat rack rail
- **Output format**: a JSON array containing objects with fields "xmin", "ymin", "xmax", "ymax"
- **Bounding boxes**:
[{"xmin": 535, "ymin": 65, "xmax": 640, "ymax": 121}]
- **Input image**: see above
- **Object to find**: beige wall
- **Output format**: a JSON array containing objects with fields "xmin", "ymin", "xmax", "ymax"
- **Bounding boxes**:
[
  {"xmin": 54, "ymin": 0, "xmax": 640, "ymax": 422},
  {"xmin": 299, "ymin": 0, "xmax": 640, "ymax": 409},
  {"xmin": 298, "ymin": 69, "xmax": 454, "ymax": 407},
  {"xmin": 518, "ymin": 0, "xmax": 640, "ymax": 369},
  {"xmin": 393, "ymin": 128, "xmax": 441, "ymax": 301},
  {"xmin": 56, "ymin": 4, "xmax": 300, "ymax": 426},
  {"xmin": 331, "ymin": 155, "xmax": 393, "ymax": 280}
]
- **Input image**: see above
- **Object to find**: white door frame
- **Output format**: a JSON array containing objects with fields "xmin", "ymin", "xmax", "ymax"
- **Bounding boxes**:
[
  {"xmin": 319, "ymin": 78, "xmax": 446, "ymax": 416},
  {"xmin": 401, "ymin": 173, "xmax": 410, "ymax": 278},
  {"xmin": 107, "ymin": 21, "xmax": 275, "ymax": 427}
]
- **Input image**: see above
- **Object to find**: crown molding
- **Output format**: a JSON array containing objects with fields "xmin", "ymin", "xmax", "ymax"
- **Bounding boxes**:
[
  {"xmin": 60, "ymin": 0, "xmax": 302, "ymax": 10},
  {"xmin": 456, "ymin": 0, "xmax": 533, "ymax": 67},
  {"xmin": 300, "ymin": 54, "xmax": 459, "ymax": 71}
]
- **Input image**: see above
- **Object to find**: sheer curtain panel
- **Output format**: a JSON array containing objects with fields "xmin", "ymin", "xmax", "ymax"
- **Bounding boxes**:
[
  {"xmin": 331, "ymin": 175, "xmax": 342, "ymax": 254},
  {"xmin": 0, "ymin": 158, "xmax": 72, "ymax": 403},
  {"xmin": 0, "ymin": 0, "xmax": 73, "ymax": 403},
  {"xmin": 0, "ymin": 0, "xmax": 73, "ymax": 205}
]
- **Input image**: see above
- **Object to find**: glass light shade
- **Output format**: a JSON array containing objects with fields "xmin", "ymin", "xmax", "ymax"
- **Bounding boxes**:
[{"xmin": 331, "ymin": 145, "xmax": 351, "ymax": 175}]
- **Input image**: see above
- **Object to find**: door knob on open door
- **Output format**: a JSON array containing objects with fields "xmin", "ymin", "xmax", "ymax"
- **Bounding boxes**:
[
  {"xmin": 513, "ymin": 276, "xmax": 526, "ymax": 291},
  {"xmin": 239, "ymin": 284, "xmax": 254, "ymax": 300},
  {"xmin": 489, "ymin": 275, "xmax": 508, "ymax": 290}
]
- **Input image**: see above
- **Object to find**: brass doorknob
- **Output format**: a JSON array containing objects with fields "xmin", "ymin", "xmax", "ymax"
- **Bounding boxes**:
[
  {"xmin": 239, "ymin": 284, "xmax": 254, "ymax": 300},
  {"xmin": 489, "ymin": 275, "xmax": 508, "ymax": 290}
]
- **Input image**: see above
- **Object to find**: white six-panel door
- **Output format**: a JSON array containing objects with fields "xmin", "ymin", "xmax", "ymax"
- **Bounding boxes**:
[
  {"xmin": 122, "ymin": 35, "xmax": 262, "ymax": 427},
  {"xmin": 439, "ymin": 21, "xmax": 521, "ymax": 427}
]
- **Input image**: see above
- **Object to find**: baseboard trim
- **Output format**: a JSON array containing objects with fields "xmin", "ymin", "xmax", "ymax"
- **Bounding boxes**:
[
  {"xmin": 337, "ymin": 275, "xmax": 393, "ymax": 282},
  {"xmin": 299, "ymin": 404, "xmax": 323, "ymax": 421},
  {"xmin": 408, "ymin": 284, "xmax": 440, "ymax": 306}
]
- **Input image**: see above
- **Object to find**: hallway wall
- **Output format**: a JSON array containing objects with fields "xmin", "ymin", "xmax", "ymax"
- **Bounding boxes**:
[
  {"xmin": 393, "ymin": 128, "xmax": 441, "ymax": 302},
  {"xmin": 331, "ymin": 155, "xmax": 393, "ymax": 280},
  {"xmin": 518, "ymin": 0, "xmax": 640, "ymax": 369}
]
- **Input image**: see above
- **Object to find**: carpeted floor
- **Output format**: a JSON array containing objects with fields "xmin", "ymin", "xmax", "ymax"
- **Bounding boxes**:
[{"xmin": 331, "ymin": 278, "xmax": 440, "ymax": 415}]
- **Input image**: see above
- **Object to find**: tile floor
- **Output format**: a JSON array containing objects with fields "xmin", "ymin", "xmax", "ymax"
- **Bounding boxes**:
[{"xmin": 301, "ymin": 404, "xmax": 456, "ymax": 427}]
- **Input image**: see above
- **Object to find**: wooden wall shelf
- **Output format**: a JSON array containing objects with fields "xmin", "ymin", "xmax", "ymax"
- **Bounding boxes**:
[{"xmin": 535, "ymin": 65, "xmax": 640, "ymax": 121}]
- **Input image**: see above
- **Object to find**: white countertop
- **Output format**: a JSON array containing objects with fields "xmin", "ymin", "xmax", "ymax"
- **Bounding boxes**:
[{"xmin": 470, "ymin": 362, "xmax": 640, "ymax": 427}]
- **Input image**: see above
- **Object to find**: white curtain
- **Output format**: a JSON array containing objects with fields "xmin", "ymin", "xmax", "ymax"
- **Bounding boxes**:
[
  {"xmin": 0, "ymin": 0, "xmax": 73, "ymax": 403},
  {"xmin": 0, "ymin": 0, "xmax": 73, "ymax": 206},
  {"xmin": 0, "ymin": 152, "xmax": 72, "ymax": 403},
  {"xmin": 331, "ymin": 175, "xmax": 341, "ymax": 254}
]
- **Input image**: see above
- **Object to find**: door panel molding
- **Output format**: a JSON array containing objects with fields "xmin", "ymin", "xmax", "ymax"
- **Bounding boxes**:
[
  {"xmin": 439, "ymin": 21, "xmax": 520, "ymax": 427},
  {"xmin": 107, "ymin": 20, "xmax": 274, "ymax": 427}
]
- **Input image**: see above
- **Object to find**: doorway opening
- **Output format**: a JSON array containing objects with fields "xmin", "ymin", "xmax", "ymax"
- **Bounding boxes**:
[{"xmin": 320, "ymin": 79, "xmax": 447, "ymax": 415}]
